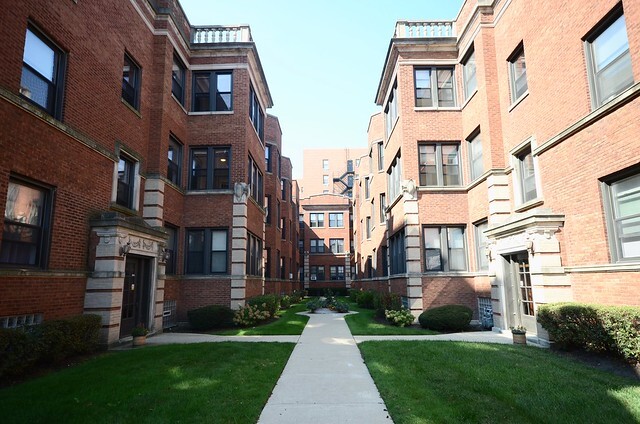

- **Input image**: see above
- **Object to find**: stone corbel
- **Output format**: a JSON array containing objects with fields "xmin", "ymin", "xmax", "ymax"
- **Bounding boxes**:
[
  {"xmin": 401, "ymin": 179, "xmax": 417, "ymax": 200},
  {"xmin": 234, "ymin": 182, "xmax": 250, "ymax": 203}
]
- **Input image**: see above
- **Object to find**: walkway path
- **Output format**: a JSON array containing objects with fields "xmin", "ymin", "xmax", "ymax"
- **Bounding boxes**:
[{"xmin": 257, "ymin": 311, "xmax": 393, "ymax": 423}]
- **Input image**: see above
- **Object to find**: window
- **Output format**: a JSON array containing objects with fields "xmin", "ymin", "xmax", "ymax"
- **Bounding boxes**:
[
  {"xmin": 365, "ymin": 217, "xmax": 372, "ymax": 239},
  {"xmin": 384, "ymin": 80, "xmax": 398, "ymax": 138},
  {"xmin": 248, "ymin": 155, "xmax": 263, "ymax": 202},
  {"xmin": 281, "ymin": 218, "xmax": 286, "ymax": 239},
  {"xmin": 249, "ymin": 85, "xmax": 264, "ymax": 140},
  {"xmin": 388, "ymin": 153, "xmax": 402, "ymax": 200},
  {"xmin": 585, "ymin": 7, "xmax": 633, "ymax": 107},
  {"xmin": 330, "ymin": 265, "xmax": 345, "ymax": 280},
  {"xmin": 189, "ymin": 147, "xmax": 230, "ymax": 190},
  {"xmin": 193, "ymin": 71, "xmax": 232, "ymax": 112},
  {"xmin": 122, "ymin": 53, "xmax": 141, "ymax": 110},
  {"xmin": 419, "ymin": 143, "xmax": 461, "ymax": 186},
  {"xmin": 516, "ymin": 146, "xmax": 537, "ymax": 203},
  {"xmin": 379, "ymin": 193, "xmax": 386, "ymax": 223},
  {"xmin": 281, "ymin": 179, "xmax": 287, "ymax": 200},
  {"xmin": 462, "ymin": 47, "xmax": 477, "ymax": 100},
  {"xmin": 508, "ymin": 44, "xmax": 528, "ymax": 102},
  {"xmin": 347, "ymin": 175, "xmax": 354, "ymax": 188},
  {"xmin": 298, "ymin": 240, "xmax": 304, "ymax": 256},
  {"xmin": 347, "ymin": 160, "xmax": 354, "ymax": 172},
  {"xmin": 167, "ymin": 135, "xmax": 182, "ymax": 186},
  {"xmin": 246, "ymin": 232, "xmax": 263, "ymax": 276},
  {"xmin": 20, "ymin": 27, "xmax": 65, "ymax": 118},
  {"xmin": 265, "ymin": 195, "xmax": 272, "ymax": 224},
  {"xmin": 280, "ymin": 256, "xmax": 286, "ymax": 279},
  {"xmin": 377, "ymin": 142, "xmax": 384, "ymax": 171},
  {"xmin": 329, "ymin": 238, "xmax": 344, "ymax": 253},
  {"xmin": 601, "ymin": 169, "xmax": 640, "ymax": 261},
  {"xmin": 322, "ymin": 159, "xmax": 329, "ymax": 170},
  {"xmin": 171, "ymin": 54, "xmax": 186, "ymax": 104},
  {"xmin": 381, "ymin": 246, "xmax": 388, "ymax": 277},
  {"xmin": 186, "ymin": 229, "xmax": 227, "ymax": 274},
  {"xmin": 164, "ymin": 225, "xmax": 178, "ymax": 275},
  {"xmin": 310, "ymin": 213, "xmax": 324, "ymax": 228},
  {"xmin": 276, "ymin": 200, "xmax": 281, "ymax": 228},
  {"xmin": 117, "ymin": 153, "xmax": 137, "ymax": 209},
  {"xmin": 329, "ymin": 213, "xmax": 343, "ymax": 227},
  {"xmin": 389, "ymin": 229, "xmax": 406, "ymax": 274},
  {"xmin": 310, "ymin": 239, "xmax": 325, "ymax": 254},
  {"xmin": 265, "ymin": 145, "xmax": 272, "ymax": 172},
  {"xmin": 323, "ymin": 175, "xmax": 329, "ymax": 186},
  {"xmin": 414, "ymin": 67, "xmax": 455, "ymax": 108},
  {"xmin": 468, "ymin": 131, "xmax": 483, "ymax": 181},
  {"xmin": 364, "ymin": 177, "xmax": 371, "ymax": 199},
  {"xmin": 1, "ymin": 178, "xmax": 53, "ymax": 267},
  {"xmin": 265, "ymin": 247, "xmax": 271, "ymax": 278},
  {"xmin": 310, "ymin": 265, "xmax": 325, "ymax": 281},
  {"xmin": 474, "ymin": 221, "xmax": 489, "ymax": 271},
  {"xmin": 423, "ymin": 226, "xmax": 467, "ymax": 272}
]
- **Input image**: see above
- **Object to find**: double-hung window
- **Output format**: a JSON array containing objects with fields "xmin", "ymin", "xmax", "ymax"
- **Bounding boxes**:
[
  {"xmin": 377, "ymin": 142, "xmax": 384, "ymax": 171},
  {"xmin": 508, "ymin": 43, "xmax": 528, "ymax": 103},
  {"xmin": 171, "ymin": 54, "xmax": 186, "ymax": 105},
  {"xmin": 424, "ymin": 226, "xmax": 467, "ymax": 272},
  {"xmin": 329, "ymin": 238, "xmax": 344, "ymax": 254},
  {"xmin": 249, "ymin": 85, "xmax": 264, "ymax": 140},
  {"xmin": 601, "ymin": 169, "xmax": 640, "ymax": 262},
  {"xmin": 468, "ymin": 131, "xmax": 483, "ymax": 181},
  {"xmin": 462, "ymin": 46, "xmax": 477, "ymax": 100},
  {"xmin": 585, "ymin": 6, "xmax": 633, "ymax": 108},
  {"xmin": 389, "ymin": 229, "xmax": 406, "ymax": 274},
  {"xmin": 248, "ymin": 155, "xmax": 263, "ymax": 202},
  {"xmin": 330, "ymin": 266, "xmax": 345, "ymax": 280},
  {"xmin": 322, "ymin": 159, "xmax": 329, "ymax": 170},
  {"xmin": 122, "ymin": 53, "xmax": 141, "ymax": 110},
  {"xmin": 388, "ymin": 153, "xmax": 402, "ymax": 200},
  {"xmin": 116, "ymin": 153, "xmax": 137, "ymax": 209},
  {"xmin": 418, "ymin": 143, "xmax": 461, "ymax": 186},
  {"xmin": 265, "ymin": 145, "xmax": 272, "ymax": 172},
  {"xmin": 265, "ymin": 195, "xmax": 272, "ymax": 224},
  {"xmin": 164, "ymin": 225, "xmax": 178, "ymax": 275},
  {"xmin": 516, "ymin": 146, "xmax": 537, "ymax": 203},
  {"xmin": 310, "ymin": 213, "xmax": 324, "ymax": 228},
  {"xmin": 310, "ymin": 265, "xmax": 325, "ymax": 281},
  {"xmin": 167, "ymin": 135, "xmax": 182, "ymax": 186},
  {"xmin": 384, "ymin": 80, "xmax": 398, "ymax": 138},
  {"xmin": 329, "ymin": 213, "xmax": 343, "ymax": 228},
  {"xmin": 189, "ymin": 147, "xmax": 230, "ymax": 190},
  {"xmin": 1, "ymin": 178, "xmax": 53, "ymax": 268},
  {"xmin": 323, "ymin": 175, "xmax": 329, "ymax": 186},
  {"xmin": 365, "ymin": 217, "xmax": 372, "ymax": 239},
  {"xmin": 474, "ymin": 220, "xmax": 489, "ymax": 271},
  {"xmin": 246, "ymin": 232, "xmax": 263, "ymax": 276},
  {"xmin": 281, "ymin": 179, "xmax": 287, "ymax": 200},
  {"xmin": 186, "ymin": 229, "xmax": 227, "ymax": 274},
  {"xmin": 414, "ymin": 67, "xmax": 455, "ymax": 107},
  {"xmin": 310, "ymin": 239, "xmax": 325, "ymax": 254},
  {"xmin": 379, "ymin": 193, "xmax": 386, "ymax": 223},
  {"xmin": 193, "ymin": 71, "xmax": 232, "ymax": 112},
  {"xmin": 21, "ymin": 27, "xmax": 65, "ymax": 119}
]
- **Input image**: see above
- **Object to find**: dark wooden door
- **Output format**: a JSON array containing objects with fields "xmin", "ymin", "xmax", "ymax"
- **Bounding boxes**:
[{"xmin": 119, "ymin": 256, "xmax": 151, "ymax": 338}]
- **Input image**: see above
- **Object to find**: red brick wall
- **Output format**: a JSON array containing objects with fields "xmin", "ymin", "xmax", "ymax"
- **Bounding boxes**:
[
  {"xmin": 178, "ymin": 278, "xmax": 231, "ymax": 320},
  {"xmin": 0, "ymin": 277, "xmax": 86, "ymax": 320},
  {"xmin": 422, "ymin": 276, "xmax": 490, "ymax": 319}
]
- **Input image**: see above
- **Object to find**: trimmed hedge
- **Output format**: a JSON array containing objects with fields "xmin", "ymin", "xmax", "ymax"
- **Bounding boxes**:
[
  {"xmin": 418, "ymin": 305, "xmax": 473, "ymax": 332},
  {"xmin": 0, "ymin": 314, "xmax": 102, "ymax": 379},
  {"xmin": 374, "ymin": 292, "xmax": 402, "ymax": 318},
  {"xmin": 247, "ymin": 294, "xmax": 280, "ymax": 316},
  {"xmin": 537, "ymin": 302, "xmax": 640, "ymax": 362},
  {"xmin": 187, "ymin": 305, "xmax": 235, "ymax": 331},
  {"xmin": 356, "ymin": 290, "xmax": 376, "ymax": 309}
]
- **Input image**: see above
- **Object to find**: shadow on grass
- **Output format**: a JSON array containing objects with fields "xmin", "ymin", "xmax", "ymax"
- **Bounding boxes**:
[{"xmin": 359, "ymin": 341, "xmax": 640, "ymax": 424}]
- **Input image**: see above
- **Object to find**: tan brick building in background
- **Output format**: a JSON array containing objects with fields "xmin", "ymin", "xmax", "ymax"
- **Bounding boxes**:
[{"xmin": 356, "ymin": 0, "xmax": 640, "ymax": 341}]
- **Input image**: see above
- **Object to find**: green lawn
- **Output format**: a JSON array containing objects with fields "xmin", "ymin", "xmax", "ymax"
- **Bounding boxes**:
[
  {"xmin": 0, "ymin": 343, "xmax": 293, "ymax": 424},
  {"xmin": 212, "ymin": 303, "xmax": 309, "ymax": 335},
  {"xmin": 360, "ymin": 341, "xmax": 640, "ymax": 423},
  {"xmin": 345, "ymin": 304, "xmax": 439, "ymax": 335}
]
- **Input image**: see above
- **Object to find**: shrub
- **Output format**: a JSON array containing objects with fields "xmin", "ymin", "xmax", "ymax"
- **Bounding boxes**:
[
  {"xmin": 418, "ymin": 305, "xmax": 473, "ymax": 332},
  {"xmin": 356, "ymin": 290, "xmax": 376, "ymax": 309},
  {"xmin": 348, "ymin": 289, "xmax": 359, "ymax": 303},
  {"xmin": 0, "ymin": 328, "xmax": 40, "ymax": 378},
  {"xmin": 332, "ymin": 300, "xmax": 350, "ymax": 313},
  {"xmin": 187, "ymin": 305, "xmax": 235, "ymax": 331},
  {"xmin": 290, "ymin": 290, "xmax": 305, "ymax": 304},
  {"xmin": 280, "ymin": 295, "xmax": 292, "ymax": 310},
  {"xmin": 306, "ymin": 298, "xmax": 324, "ymax": 313},
  {"xmin": 375, "ymin": 292, "xmax": 402, "ymax": 318},
  {"xmin": 247, "ymin": 294, "xmax": 280, "ymax": 316},
  {"xmin": 233, "ymin": 305, "xmax": 271, "ymax": 327},
  {"xmin": 538, "ymin": 302, "xmax": 640, "ymax": 362},
  {"xmin": 385, "ymin": 309, "xmax": 415, "ymax": 327}
]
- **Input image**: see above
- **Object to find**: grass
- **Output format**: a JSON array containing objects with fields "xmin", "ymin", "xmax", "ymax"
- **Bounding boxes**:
[
  {"xmin": 359, "ymin": 341, "xmax": 640, "ymax": 423},
  {"xmin": 345, "ymin": 303, "xmax": 439, "ymax": 335},
  {"xmin": 212, "ymin": 302, "xmax": 309, "ymax": 335},
  {"xmin": 0, "ymin": 343, "xmax": 293, "ymax": 424}
]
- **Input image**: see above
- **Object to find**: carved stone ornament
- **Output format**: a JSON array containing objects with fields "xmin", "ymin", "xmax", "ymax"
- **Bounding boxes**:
[
  {"xmin": 234, "ymin": 182, "xmax": 250, "ymax": 202},
  {"xmin": 401, "ymin": 179, "xmax": 417, "ymax": 199}
]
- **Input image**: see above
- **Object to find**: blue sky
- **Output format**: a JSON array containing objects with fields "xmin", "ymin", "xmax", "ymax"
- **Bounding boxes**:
[{"xmin": 180, "ymin": 0, "xmax": 463, "ymax": 179}]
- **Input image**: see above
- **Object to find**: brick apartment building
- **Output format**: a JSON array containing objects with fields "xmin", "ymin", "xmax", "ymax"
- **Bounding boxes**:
[
  {"xmin": 300, "ymin": 148, "xmax": 366, "ymax": 198},
  {"xmin": 0, "ymin": 0, "xmax": 299, "ymax": 345},
  {"xmin": 355, "ymin": 0, "xmax": 640, "ymax": 341}
]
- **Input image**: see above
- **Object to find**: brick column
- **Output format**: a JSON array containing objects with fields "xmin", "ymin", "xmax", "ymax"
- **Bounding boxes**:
[
  {"xmin": 142, "ymin": 177, "xmax": 164, "ymax": 227},
  {"xmin": 230, "ymin": 183, "xmax": 249, "ymax": 309}
]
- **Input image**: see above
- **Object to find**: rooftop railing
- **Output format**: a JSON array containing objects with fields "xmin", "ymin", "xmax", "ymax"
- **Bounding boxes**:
[
  {"xmin": 191, "ymin": 25, "xmax": 252, "ymax": 44},
  {"xmin": 394, "ymin": 20, "xmax": 456, "ymax": 38}
]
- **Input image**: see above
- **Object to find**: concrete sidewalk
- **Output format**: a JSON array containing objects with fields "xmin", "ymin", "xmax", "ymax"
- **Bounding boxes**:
[{"xmin": 257, "ymin": 312, "xmax": 393, "ymax": 424}]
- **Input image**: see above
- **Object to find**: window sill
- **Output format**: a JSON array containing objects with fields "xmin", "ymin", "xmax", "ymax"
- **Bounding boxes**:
[
  {"xmin": 171, "ymin": 94, "xmax": 188, "ymax": 114},
  {"xmin": 460, "ymin": 89, "xmax": 478, "ymax": 110},
  {"xmin": 182, "ymin": 274, "xmax": 231, "ymax": 280},
  {"xmin": 508, "ymin": 91, "xmax": 529, "ymax": 112},
  {"xmin": 414, "ymin": 106, "xmax": 460, "ymax": 112},
  {"xmin": 121, "ymin": 98, "xmax": 142, "ymax": 118},
  {"xmin": 423, "ymin": 271, "xmax": 476, "ymax": 277},
  {"xmin": 514, "ymin": 198, "xmax": 544, "ymax": 213},
  {"xmin": 564, "ymin": 261, "xmax": 640, "ymax": 273},
  {"xmin": 164, "ymin": 178, "xmax": 185, "ymax": 194},
  {"xmin": 110, "ymin": 202, "xmax": 138, "ymax": 216},
  {"xmin": 418, "ymin": 186, "xmax": 467, "ymax": 193},
  {"xmin": 185, "ymin": 189, "xmax": 233, "ymax": 195},
  {"xmin": 188, "ymin": 110, "xmax": 234, "ymax": 116}
]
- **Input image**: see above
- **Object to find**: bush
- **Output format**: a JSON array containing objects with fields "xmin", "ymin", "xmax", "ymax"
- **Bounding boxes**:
[
  {"xmin": 306, "ymin": 298, "xmax": 324, "ymax": 313},
  {"xmin": 0, "ymin": 314, "xmax": 102, "ymax": 378},
  {"xmin": 375, "ymin": 292, "xmax": 402, "ymax": 318},
  {"xmin": 280, "ymin": 295, "xmax": 292, "ymax": 310},
  {"xmin": 418, "ymin": 305, "xmax": 473, "ymax": 332},
  {"xmin": 289, "ymin": 290, "xmax": 305, "ymax": 304},
  {"xmin": 385, "ymin": 309, "xmax": 415, "ymax": 327},
  {"xmin": 348, "ymin": 289, "xmax": 359, "ymax": 303},
  {"xmin": 332, "ymin": 300, "xmax": 350, "ymax": 313},
  {"xmin": 356, "ymin": 290, "xmax": 376, "ymax": 309},
  {"xmin": 538, "ymin": 302, "xmax": 640, "ymax": 362},
  {"xmin": 247, "ymin": 294, "xmax": 280, "ymax": 316},
  {"xmin": 187, "ymin": 305, "xmax": 235, "ymax": 331},
  {"xmin": 233, "ymin": 305, "xmax": 271, "ymax": 327}
]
